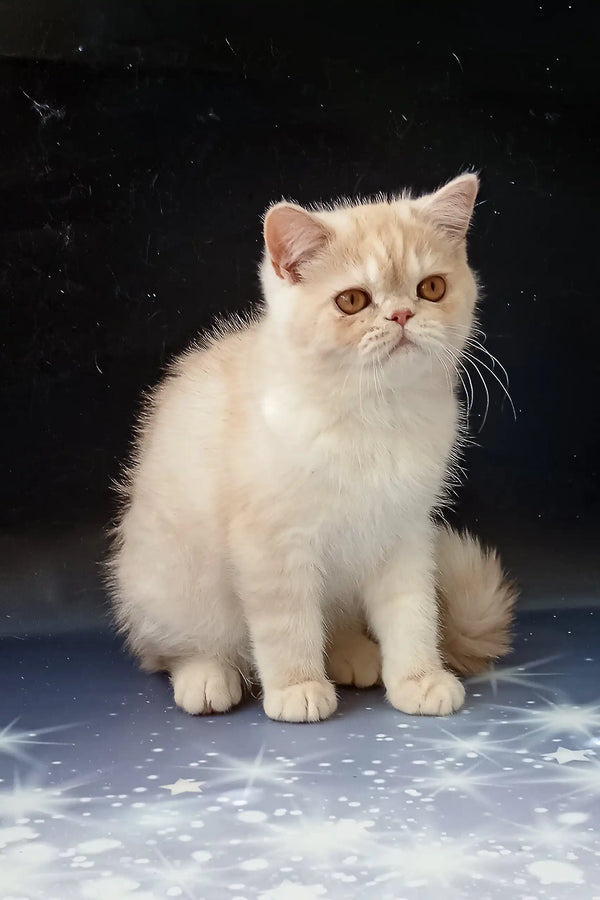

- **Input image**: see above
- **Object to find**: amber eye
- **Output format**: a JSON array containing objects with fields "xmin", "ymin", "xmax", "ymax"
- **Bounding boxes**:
[
  {"xmin": 417, "ymin": 275, "xmax": 446, "ymax": 302},
  {"xmin": 335, "ymin": 288, "xmax": 371, "ymax": 315}
]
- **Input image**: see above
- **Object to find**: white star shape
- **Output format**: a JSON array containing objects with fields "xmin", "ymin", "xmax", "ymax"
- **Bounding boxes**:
[
  {"xmin": 544, "ymin": 746, "xmax": 594, "ymax": 765},
  {"xmin": 160, "ymin": 777, "xmax": 204, "ymax": 795}
]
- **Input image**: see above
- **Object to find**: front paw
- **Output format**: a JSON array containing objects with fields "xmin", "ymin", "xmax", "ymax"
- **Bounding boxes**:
[
  {"xmin": 386, "ymin": 669, "xmax": 465, "ymax": 716},
  {"xmin": 263, "ymin": 680, "xmax": 337, "ymax": 723},
  {"xmin": 171, "ymin": 658, "xmax": 243, "ymax": 715}
]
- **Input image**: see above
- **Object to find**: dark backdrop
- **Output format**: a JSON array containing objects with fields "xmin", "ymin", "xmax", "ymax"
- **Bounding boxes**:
[{"xmin": 2, "ymin": 0, "xmax": 599, "ymax": 633}]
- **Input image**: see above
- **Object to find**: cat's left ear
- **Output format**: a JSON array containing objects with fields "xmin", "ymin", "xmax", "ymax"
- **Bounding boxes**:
[
  {"xmin": 414, "ymin": 173, "xmax": 479, "ymax": 241},
  {"xmin": 264, "ymin": 203, "xmax": 331, "ymax": 283}
]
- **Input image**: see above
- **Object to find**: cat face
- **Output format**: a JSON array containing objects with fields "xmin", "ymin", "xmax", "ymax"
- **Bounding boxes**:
[{"xmin": 261, "ymin": 175, "xmax": 479, "ymax": 384}]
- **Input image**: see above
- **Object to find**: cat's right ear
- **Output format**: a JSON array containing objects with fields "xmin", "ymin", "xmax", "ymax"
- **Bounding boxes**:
[
  {"xmin": 413, "ymin": 173, "xmax": 479, "ymax": 242},
  {"xmin": 264, "ymin": 203, "xmax": 331, "ymax": 283}
]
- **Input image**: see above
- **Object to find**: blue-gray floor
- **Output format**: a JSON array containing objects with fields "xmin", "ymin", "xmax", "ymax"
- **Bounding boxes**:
[{"xmin": 1, "ymin": 608, "xmax": 600, "ymax": 899}]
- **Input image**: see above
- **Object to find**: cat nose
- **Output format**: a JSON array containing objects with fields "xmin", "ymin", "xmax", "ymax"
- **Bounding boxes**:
[{"xmin": 389, "ymin": 309, "xmax": 414, "ymax": 327}]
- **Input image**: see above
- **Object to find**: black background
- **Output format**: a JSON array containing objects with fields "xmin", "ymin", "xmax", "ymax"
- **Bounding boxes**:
[{"xmin": 2, "ymin": 0, "xmax": 599, "ymax": 634}]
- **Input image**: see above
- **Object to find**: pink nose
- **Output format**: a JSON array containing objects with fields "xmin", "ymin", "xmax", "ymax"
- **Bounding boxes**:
[{"xmin": 389, "ymin": 309, "xmax": 414, "ymax": 327}]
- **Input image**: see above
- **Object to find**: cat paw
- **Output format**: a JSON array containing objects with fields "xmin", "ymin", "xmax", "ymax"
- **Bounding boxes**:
[
  {"xmin": 327, "ymin": 631, "xmax": 381, "ymax": 687},
  {"xmin": 263, "ymin": 680, "xmax": 337, "ymax": 723},
  {"xmin": 171, "ymin": 658, "xmax": 243, "ymax": 715},
  {"xmin": 386, "ymin": 669, "xmax": 465, "ymax": 716}
]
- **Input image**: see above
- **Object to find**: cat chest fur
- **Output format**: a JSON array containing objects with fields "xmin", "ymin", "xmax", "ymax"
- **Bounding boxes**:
[{"xmin": 249, "ymin": 390, "xmax": 456, "ymax": 585}]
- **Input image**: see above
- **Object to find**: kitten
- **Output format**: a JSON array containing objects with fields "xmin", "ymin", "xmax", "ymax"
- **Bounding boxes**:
[{"xmin": 108, "ymin": 174, "xmax": 516, "ymax": 723}]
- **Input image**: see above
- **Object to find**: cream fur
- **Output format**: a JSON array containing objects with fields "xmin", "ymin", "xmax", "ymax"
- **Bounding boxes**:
[{"xmin": 107, "ymin": 174, "xmax": 516, "ymax": 723}]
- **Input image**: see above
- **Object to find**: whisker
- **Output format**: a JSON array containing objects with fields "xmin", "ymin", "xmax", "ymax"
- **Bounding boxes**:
[
  {"xmin": 373, "ymin": 357, "xmax": 387, "ymax": 415},
  {"xmin": 441, "ymin": 348, "xmax": 469, "ymax": 409},
  {"xmin": 435, "ymin": 339, "xmax": 491, "ymax": 432},
  {"xmin": 444, "ymin": 347, "xmax": 474, "ymax": 414},
  {"xmin": 358, "ymin": 360, "xmax": 365, "ymax": 422},
  {"xmin": 444, "ymin": 324, "xmax": 505, "ymax": 363},
  {"xmin": 370, "ymin": 356, "xmax": 386, "ymax": 424},
  {"xmin": 459, "ymin": 358, "xmax": 475, "ymax": 413},
  {"xmin": 463, "ymin": 337, "xmax": 512, "ymax": 390},
  {"xmin": 463, "ymin": 354, "xmax": 491, "ymax": 432},
  {"xmin": 441, "ymin": 323, "xmax": 515, "ymax": 425},
  {"xmin": 461, "ymin": 350, "xmax": 517, "ymax": 421},
  {"xmin": 339, "ymin": 358, "xmax": 356, "ymax": 400},
  {"xmin": 427, "ymin": 338, "xmax": 473, "ymax": 413},
  {"xmin": 430, "ymin": 346, "xmax": 453, "ymax": 395},
  {"xmin": 446, "ymin": 322, "xmax": 487, "ymax": 341}
]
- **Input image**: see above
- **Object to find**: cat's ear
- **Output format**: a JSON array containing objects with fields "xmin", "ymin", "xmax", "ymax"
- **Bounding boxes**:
[
  {"xmin": 264, "ymin": 203, "xmax": 331, "ymax": 282},
  {"xmin": 414, "ymin": 173, "xmax": 479, "ymax": 241}
]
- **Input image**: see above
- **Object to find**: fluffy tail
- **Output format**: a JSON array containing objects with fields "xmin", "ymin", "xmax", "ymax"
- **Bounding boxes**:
[{"xmin": 436, "ymin": 525, "xmax": 518, "ymax": 676}]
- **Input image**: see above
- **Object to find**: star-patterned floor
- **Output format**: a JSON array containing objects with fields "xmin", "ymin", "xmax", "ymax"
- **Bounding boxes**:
[{"xmin": 1, "ymin": 607, "xmax": 600, "ymax": 899}]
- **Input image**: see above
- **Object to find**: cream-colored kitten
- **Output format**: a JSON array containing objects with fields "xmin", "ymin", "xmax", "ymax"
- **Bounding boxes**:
[{"xmin": 108, "ymin": 174, "xmax": 516, "ymax": 723}]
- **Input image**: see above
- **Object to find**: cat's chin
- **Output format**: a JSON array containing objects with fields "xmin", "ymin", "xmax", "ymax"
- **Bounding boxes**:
[
  {"xmin": 393, "ymin": 334, "xmax": 416, "ymax": 352},
  {"xmin": 382, "ymin": 337, "xmax": 433, "ymax": 384},
  {"xmin": 386, "ymin": 334, "xmax": 422, "ymax": 360}
]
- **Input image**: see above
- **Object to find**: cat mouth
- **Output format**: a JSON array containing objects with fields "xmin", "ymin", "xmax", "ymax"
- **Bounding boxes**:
[{"xmin": 392, "ymin": 333, "xmax": 416, "ymax": 352}]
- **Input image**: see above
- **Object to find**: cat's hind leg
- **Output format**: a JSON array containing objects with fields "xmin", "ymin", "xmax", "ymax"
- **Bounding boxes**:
[
  {"xmin": 326, "ymin": 627, "xmax": 381, "ymax": 688},
  {"xmin": 110, "ymin": 507, "xmax": 249, "ymax": 715}
]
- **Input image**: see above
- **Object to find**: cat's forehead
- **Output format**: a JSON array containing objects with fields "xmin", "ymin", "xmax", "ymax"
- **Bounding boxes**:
[{"xmin": 321, "ymin": 200, "xmax": 443, "ymax": 286}]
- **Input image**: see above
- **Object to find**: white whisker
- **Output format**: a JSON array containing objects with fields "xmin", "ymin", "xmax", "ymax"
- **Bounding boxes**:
[
  {"xmin": 442, "ymin": 324, "xmax": 516, "ymax": 426},
  {"xmin": 465, "ymin": 355, "xmax": 491, "ymax": 431},
  {"xmin": 429, "ymin": 346, "xmax": 453, "ymax": 395},
  {"xmin": 437, "ymin": 336, "xmax": 490, "ymax": 432},
  {"xmin": 464, "ymin": 337, "xmax": 512, "ymax": 391},
  {"xmin": 427, "ymin": 337, "xmax": 473, "ymax": 413},
  {"xmin": 461, "ymin": 350, "xmax": 517, "ymax": 421}
]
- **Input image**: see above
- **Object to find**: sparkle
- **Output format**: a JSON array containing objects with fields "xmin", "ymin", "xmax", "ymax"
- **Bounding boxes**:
[
  {"xmin": 368, "ymin": 831, "xmax": 503, "ymax": 890},
  {"xmin": 552, "ymin": 760, "xmax": 600, "ymax": 799},
  {"xmin": 141, "ymin": 847, "xmax": 235, "ymax": 899},
  {"xmin": 1, "ymin": 839, "xmax": 64, "ymax": 898},
  {"xmin": 412, "ymin": 763, "xmax": 507, "ymax": 803},
  {"xmin": 492, "ymin": 701, "xmax": 600, "ymax": 741},
  {"xmin": 0, "ymin": 718, "xmax": 75, "ymax": 763},
  {"xmin": 260, "ymin": 815, "xmax": 378, "ymax": 866},
  {"xmin": 260, "ymin": 881, "xmax": 327, "ymax": 899},
  {"xmin": 467, "ymin": 655, "xmax": 561, "ymax": 697},
  {"xmin": 510, "ymin": 815, "xmax": 596, "ymax": 852},
  {"xmin": 106, "ymin": 797, "xmax": 198, "ymax": 836},
  {"xmin": 0, "ymin": 771, "xmax": 91, "ymax": 821},
  {"xmin": 410, "ymin": 724, "xmax": 514, "ymax": 766},
  {"xmin": 191, "ymin": 743, "xmax": 321, "ymax": 794}
]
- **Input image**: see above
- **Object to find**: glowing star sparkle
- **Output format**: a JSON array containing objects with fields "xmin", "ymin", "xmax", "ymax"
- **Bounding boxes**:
[
  {"xmin": 0, "ymin": 718, "xmax": 75, "ymax": 763},
  {"xmin": 411, "ymin": 763, "xmax": 507, "ymax": 803},
  {"xmin": 161, "ymin": 778, "xmax": 204, "ymax": 795},
  {"xmin": 544, "ymin": 747, "xmax": 594, "ymax": 765},
  {"xmin": 143, "ymin": 847, "xmax": 232, "ymax": 899},
  {"xmin": 553, "ymin": 759, "xmax": 600, "ymax": 799},
  {"xmin": 368, "ymin": 831, "xmax": 502, "ymax": 892},
  {"xmin": 492, "ymin": 701, "xmax": 600, "ymax": 742},
  {"xmin": 466, "ymin": 655, "xmax": 561, "ymax": 697},
  {"xmin": 411, "ymin": 725, "xmax": 515, "ymax": 766},
  {"xmin": 0, "ymin": 772, "xmax": 87, "ymax": 821},
  {"xmin": 192, "ymin": 743, "xmax": 322, "ymax": 794},
  {"xmin": 506, "ymin": 815, "xmax": 596, "ymax": 853},
  {"xmin": 260, "ymin": 816, "xmax": 378, "ymax": 867}
]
